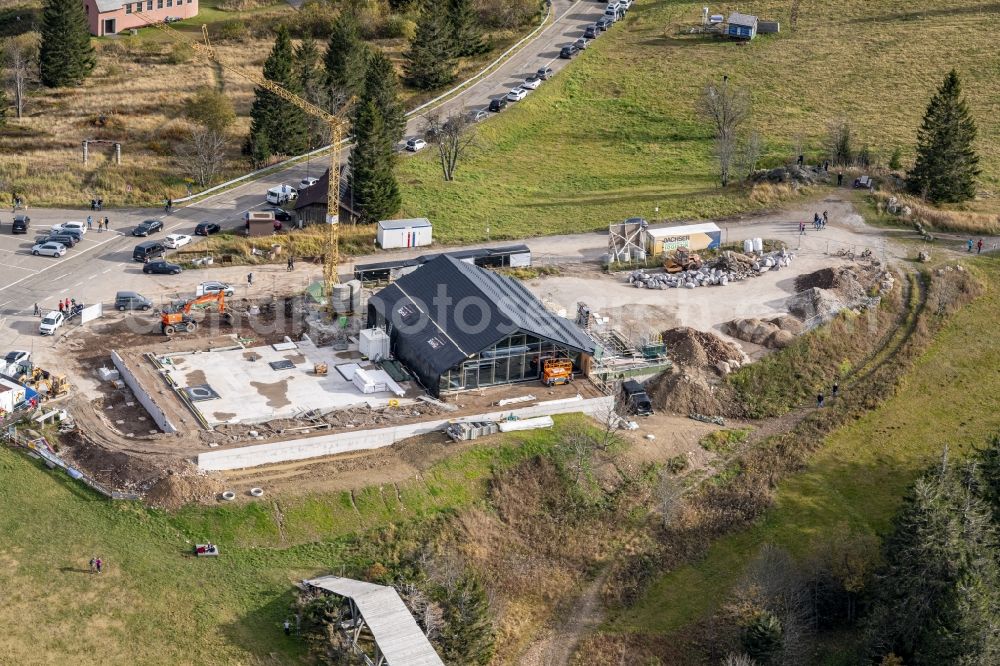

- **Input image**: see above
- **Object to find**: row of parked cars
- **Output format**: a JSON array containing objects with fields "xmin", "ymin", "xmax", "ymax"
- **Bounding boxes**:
[
  {"xmin": 30, "ymin": 220, "xmax": 90, "ymax": 258},
  {"xmin": 484, "ymin": 0, "xmax": 631, "ymax": 115}
]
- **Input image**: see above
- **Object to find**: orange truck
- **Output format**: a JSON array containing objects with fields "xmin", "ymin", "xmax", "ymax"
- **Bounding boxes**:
[{"xmin": 541, "ymin": 358, "xmax": 573, "ymax": 386}]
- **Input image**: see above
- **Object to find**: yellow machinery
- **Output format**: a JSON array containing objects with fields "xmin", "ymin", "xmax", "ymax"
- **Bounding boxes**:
[
  {"xmin": 136, "ymin": 18, "xmax": 348, "ymax": 298},
  {"xmin": 28, "ymin": 367, "xmax": 68, "ymax": 399},
  {"xmin": 664, "ymin": 247, "xmax": 703, "ymax": 273},
  {"xmin": 161, "ymin": 291, "xmax": 232, "ymax": 335},
  {"xmin": 541, "ymin": 358, "xmax": 574, "ymax": 387}
]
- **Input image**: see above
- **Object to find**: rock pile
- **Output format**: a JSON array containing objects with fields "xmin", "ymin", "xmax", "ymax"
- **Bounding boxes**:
[
  {"xmin": 787, "ymin": 265, "xmax": 885, "ymax": 326},
  {"xmin": 626, "ymin": 249, "xmax": 794, "ymax": 289},
  {"xmin": 751, "ymin": 164, "xmax": 826, "ymax": 185},
  {"xmin": 722, "ymin": 315, "xmax": 803, "ymax": 350}
]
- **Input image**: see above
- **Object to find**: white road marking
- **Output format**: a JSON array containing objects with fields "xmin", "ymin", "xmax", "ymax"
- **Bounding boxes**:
[
  {"xmin": 52, "ymin": 273, "xmax": 70, "ymax": 281},
  {"xmin": 102, "ymin": 267, "xmax": 113, "ymax": 274},
  {"xmin": 0, "ymin": 262, "xmax": 36, "ymax": 272}
]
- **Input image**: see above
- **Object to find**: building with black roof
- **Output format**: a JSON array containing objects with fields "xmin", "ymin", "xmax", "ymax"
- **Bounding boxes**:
[{"xmin": 367, "ymin": 254, "xmax": 595, "ymax": 396}]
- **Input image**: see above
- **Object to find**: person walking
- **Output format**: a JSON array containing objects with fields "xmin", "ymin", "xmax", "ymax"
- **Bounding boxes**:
[
  {"xmin": 86, "ymin": 215, "xmax": 93, "ymax": 230},
  {"xmin": 799, "ymin": 221, "xmax": 806, "ymax": 236},
  {"xmin": 58, "ymin": 301, "xmax": 64, "ymax": 314},
  {"xmin": 968, "ymin": 238, "xmax": 974, "ymax": 252},
  {"xmin": 95, "ymin": 557, "xmax": 103, "ymax": 574},
  {"xmin": 822, "ymin": 211, "xmax": 829, "ymax": 228},
  {"xmin": 247, "ymin": 272, "xmax": 254, "ymax": 287},
  {"xmin": 837, "ymin": 172, "xmax": 843, "ymax": 187},
  {"xmin": 977, "ymin": 238, "xmax": 984, "ymax": 254},
  {"xmin": 283, "ymin": 619, "xmax": 291, "ymax": 636},
  {"xmin": 104, "ymin": 216, "xmax": 110, "ymax": 232},
  {"xmin": 33, "ymin": 302, "xmax": 40, "ymax": 317},
  {"xmin": 89, "ymin": 557, "xmax": 96, "ymax": 574},
  {"xmin": 817, "ymin": 393, "xmax": 825, "ymax": 408},
  {"xmin": 832, "ymin": 382, "xmax": 839, "ymax": 399},
  {"xmin": 287, "ymin": 256, "xmax": 294, "ymax": 272}
]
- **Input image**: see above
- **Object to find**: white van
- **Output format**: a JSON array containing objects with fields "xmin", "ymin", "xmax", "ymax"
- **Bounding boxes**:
[{"xmin": 266, "ymin": 184, "xmax": 298, "ymax": 205}]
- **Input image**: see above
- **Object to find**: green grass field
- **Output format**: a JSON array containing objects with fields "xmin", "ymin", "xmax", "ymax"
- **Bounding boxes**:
[
  {"xmin": 398, "ymin": 0, "xmax": 1000, "ymax": 244},
  {"xmin": 0, "ymin": 423, "xmax": 570, "ymax": 663},
  {"xmin": 618, "ymin": 257, "xmax": 1000, "ymax": 635}
]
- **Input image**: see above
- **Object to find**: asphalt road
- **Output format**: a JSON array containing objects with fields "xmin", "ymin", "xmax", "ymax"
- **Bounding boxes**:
[{"xmin": 0, "ymin": 0, "xmax": 612, "ymax": 354}]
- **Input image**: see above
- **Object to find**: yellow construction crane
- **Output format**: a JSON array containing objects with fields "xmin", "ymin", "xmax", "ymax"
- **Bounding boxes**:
[{"xmin": 138, "ymin": 19, "xmax": 346, "ymax": 293}]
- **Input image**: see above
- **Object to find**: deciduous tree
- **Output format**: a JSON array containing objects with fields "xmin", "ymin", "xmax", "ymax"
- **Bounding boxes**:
[
  {"xmin": 698, "ymin": 77, "xmax": 750, "ymax": 187},
  {"xmin": 4, "ymin": 37, "xmax": 36, "ymax": 119},
  {"xmin": 423, "ymin": 111, "xmax": 476, "ymax": 181}
]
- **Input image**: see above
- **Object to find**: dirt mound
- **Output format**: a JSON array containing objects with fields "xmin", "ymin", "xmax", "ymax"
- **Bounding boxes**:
[
  {"xmin": 646, "ymin": 369, "xmax": 725, "ymax": 416},
  {"xmin": 60, "ymin": 432, "xmax": 167, "ymax": 491},
  {"xmin": 146, "ymin": 472, "xmax": 226, "ymax": 510},
  {"xmin": 795, "ymin": 267, "xmax": 836, "ymax": 292},
  {"xmin": 661, "ymin": 327, "xmax": 746, "ymax": 368}
]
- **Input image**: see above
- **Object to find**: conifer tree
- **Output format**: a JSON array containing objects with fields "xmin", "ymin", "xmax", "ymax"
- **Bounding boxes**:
[
  {"xmin": 244, "ymin": 26, "xmax": 309, "ymax": 161},
  {"xmin": 349, "ymin": 99, "xmax": 400, "ymax": 224},
  {"xmin": 906, "ymin": 70, "xmax": 981, "ymax": 203},
  {"xmin": 865, "ymin": 454, "xmax": 1000, "ymax": 664},
  {"xmin": 404, "ymin": 5, "xmax": 456, "ymax": 90},
  {"xmin": 357, "ymin": 50, "xmax": 405, "ymax": 146},
  {"xmin": 38, "ymin": 0, "xmax": 95, "ymax": 88},
  {"xmin": 447, "ymin": 0, "xmax": 486, "ymax": 57},
  {"xmin": 324, "ymin": 11, "xmax": 368, "ymax": 105},
  {"xmin": 437, "ymin": 574, "xmax": 495, "ymax": 666}
]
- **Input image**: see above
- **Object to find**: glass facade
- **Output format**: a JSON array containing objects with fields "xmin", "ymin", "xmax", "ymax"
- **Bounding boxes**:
[{"xmin": 438, "ymin": 331, "xmax": 580, "ymax": 394}]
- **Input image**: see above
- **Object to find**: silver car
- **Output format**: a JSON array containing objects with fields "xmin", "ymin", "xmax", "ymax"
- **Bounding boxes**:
[{"xmin": 32, "ymin": 242, "xmax": 67, "ymax": 257}]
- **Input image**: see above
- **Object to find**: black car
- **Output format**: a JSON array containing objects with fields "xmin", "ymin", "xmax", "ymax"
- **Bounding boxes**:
[
  {"xmin": 142, "ymin": 260, "xmax": 181, "ymax": 275},
  {"xmin": 43, "ymin": 233, "xmax": 79, "ymax": 247},
  {"xmin": 263, "ymin": 207, "xmax": 293, "ymax": 222},
  {"xmin": 195, "ymin": 221, "xmax": 221, "ymax": 236},
  {"xmin": 596, "ymin": 16, "xmax": 613, "ymax": 30},
  {"xmin": 559, "ymin": 45, "xmax": 578, "ymax": 59},
  {"xmin": 132, "ymin": 219, "xmax": 164, "ymax": 237},
  {"xmin": 488, "ymin": 97, "xmax": 508, "ymax": 112},
  {"xmin": 11, "ymin": 214, "xmax": 30, "ymax": 234},
  {"xmin": 537, "ymin": 66, "xmax": 554, "ymax": 80},
  {"xmin": 583, "ymin": 25, "xmax": 598, "ymax": 39}
]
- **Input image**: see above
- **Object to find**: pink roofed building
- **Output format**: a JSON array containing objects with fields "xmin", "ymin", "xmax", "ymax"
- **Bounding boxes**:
[{"xmin": 82, "ymin": 0, "xmax": 199, "ymax": 37}]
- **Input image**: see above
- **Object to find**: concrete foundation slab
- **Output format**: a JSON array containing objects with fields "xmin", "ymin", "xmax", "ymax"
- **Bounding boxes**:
[{"xmin": 163, "ymin": 338, "xmax": 401, "ymax": 426}]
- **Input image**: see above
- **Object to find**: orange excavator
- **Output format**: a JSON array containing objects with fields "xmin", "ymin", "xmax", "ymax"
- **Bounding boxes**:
[{"xmin": 161, "ymin": 291, "xmax": 233, "ymax": 335}]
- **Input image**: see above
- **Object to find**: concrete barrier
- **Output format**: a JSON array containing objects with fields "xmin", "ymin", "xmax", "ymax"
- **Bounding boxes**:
[
  {"xmin": 111, "ymin": 351, "xmax": 178, "ymax": 434},
  {"xmin": 198, "ymin": 394, "xmax": 614, "ymax": 471}
]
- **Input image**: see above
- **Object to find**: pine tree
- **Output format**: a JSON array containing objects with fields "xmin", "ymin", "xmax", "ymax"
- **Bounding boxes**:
[
  {"xmin": 404, "ymin": 6, "xmax": 456, "ymax": 90},
  {"xmin": 244, "ymin": 26, "xmax": 309, "ymax": 162},
  {"xmin": 0, "ymin": 87, "xmax": 8, "ymax": 127},
  {"xmin": 357, "ymin": 50, "xmax": 406, "ymax": 146},
  {"xmin": 906, "ymin": 70, "xmax": 981, "ymax": 203},
  {"xmin": 323, "ymin": 11, "xmax": 369, "ymax": 106},
  {"xmin": 864, "ymin": 456, "xmax": 1000, "ymax": 664},
  {"xmin": 974, "ymin": 435, "xmax": 1000, "ymax": 524},
  {"xmin": 38, "ymin": 0, "xmax": 95, "ymax": 88},
  {"xmin": 349, "ymin": 99, "xmax": 400, "ymax": 224},
  {"xmin": 447, "ymin": 0, "xmax": 486, "ymax": 57},
  {"xmin": 296, "ymin": 36, "xmax": 326, "ymax": 147},
  {"xmin": 437, "ymin": 574, "xmax": 495, "ymax": 666}
]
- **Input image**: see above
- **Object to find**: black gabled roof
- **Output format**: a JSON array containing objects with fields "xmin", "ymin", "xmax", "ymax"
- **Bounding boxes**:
[{"xmin": 370, "ymin": 255, "xmax": 594, "ymax": 375}]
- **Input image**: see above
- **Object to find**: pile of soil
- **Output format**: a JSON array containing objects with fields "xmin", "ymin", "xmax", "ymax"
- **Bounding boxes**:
[
  {"xmin": 146, "ymin": 472, "xmax": 226, "ymax": 510},
  {"xmin": 60, "ymin": 432, "xmax": 166, "ymax": 491},
  {"xmin": 661, "ymin": 327, "xmax": 746, "ymax": 368},
  {"xmin": 794, "ymin": 267, "xmax": 836, "ymax": 291},
  {"xmin": 645, "ymin": 369, "xmax": 725, "ymax": 416},
  {"xmin": 788, "ymin": 266, "xmax": 879, "ymax": 325}
]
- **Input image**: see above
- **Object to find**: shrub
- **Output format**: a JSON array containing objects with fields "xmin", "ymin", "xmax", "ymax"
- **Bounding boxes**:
[
  {"xmin": 475, "ymin": 0, "xmax": 539, "ymax": 29},
  {"xmin": 167, "ymin": 42, "xmax": 193, "ymax": 64},
  {"xmin": 216, "ymin": 19, "xmax": 250, "ymax": 42},
  {"xmin": 666, "ymin": 455, "xmax": 690, "ymax": 474}
]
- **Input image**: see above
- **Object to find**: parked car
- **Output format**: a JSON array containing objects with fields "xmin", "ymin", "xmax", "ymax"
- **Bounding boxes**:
[
  {"xmin": 11, "ymin": 214, "xmax": 30, "ymax": 234},
  {"xmin": 3, "ymin": 350, "xmax": 30, "ymax": 366},
  {"xmin": 266, "ymin": 184, "xmax": 297, "ymax": 205},
  {"xmin": 52, "ymin": 221, "xmax": 87, "ymax": 236},
  {"xmin": 559, "ymin": 45, "xmax": 578, "ymax": 59},
  {"xmin": 619, "ymin": 0, "xmax": 632, "ymax": 9},
  {"xmin": 471, "ymin": 109, "xmax": 489, "ymax": 122},
  {"xmin": 133, "ymin": 241, "xmax": 166, "ymax": 262},
  {"xmin": 507, "ymin": 87, "xmax": 528, "ymax": 101},
  {"xmin": 522, "ymin": 75, "xmax": 542, "ymax": 90},
  {"xmin": 536, "ymin": 66, "xmax": 555, "ymax": 80},
  {"xmin": 164, "ymin": 233, "xmax": 192, "ymax": 249},
  {"xmin": 39, "ymin": 311, "xmax": 65, "ymax": 336},
  {"xmin": 596, "ymin": 16, "xmax": 613, "ymax": 30},
  {"xmin": 405, "ymin": 138, "xmax": 428, "ymax": 152},
  {"xmin": 488, "ymin": 97, "xmax": 508, "ymax": 112},
  {"xmin": 43, "ymin": 234, "xmax": 79, "ymax": 248},
  {"xmin": 31, "ymin": 241, "xmax": 67, "ymax": 257},
  {"xmin": 574, "ymin": 37, "xmax": 589, "ymax": 50},
  {"xmin": 115, "ymin": 291, "xmax": 153, "ymax": 311},
  {"xmin": 299, "ymin": 176, "xmax": 319, "ymax": 189},
  {"xmin": 132, "ymin": 219, "xmax": 164, "ymax": 237},
  {"xmin": 195, "ymin": 221, "xmax": 221, "ymax": 236},
  {"xmin": 583, "ymin": 25, "xmax": 599, "ymax": 39},
  {"xmin": 142, "ymin": 260, "xmax": 182, "ymax": 275},
  {"xmin": 196, "ymin": 281, "xmax": 235, "ymax": 297},
  {"xmin": 262, "ymin": 207, "xmax": 293, "ymax": 222}
]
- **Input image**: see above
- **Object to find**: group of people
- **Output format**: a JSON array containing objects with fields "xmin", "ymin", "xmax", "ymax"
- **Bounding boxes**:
[
  {"xmin": 89, "ymin": 198, "xmax": 104, "ymax": 211},
  {"xmin": 11, "ymin": 194, "xmax": 24, "ymax": 211},
  {"xmin": 799, "ymin": 211, "xmax": 829, "ymax": 234},
  {"xmin": 88, "ymin": 556, "xmax": 104, "ymax": 574},
  {"xmin": 967, "ymin": 238, "xmax": 986, "ymax": 254},
  {"xmin": 57, "ymin": 298, "xmax": 79, "ymax": 314},
  {"xmin": 817, "ymin": 382, "xmax": 839, "ymax": 408},
  {"xmin": 86, "ymin": 215, "xmax": 111, "ymax": 232}
]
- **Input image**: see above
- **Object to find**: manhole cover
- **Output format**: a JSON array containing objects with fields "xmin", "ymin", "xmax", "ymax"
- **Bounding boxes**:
[
  {"xmin": 184, "ymin": 384, "xmax": 220, "ymax": 402},
  {"xmin": 269, "ymin": 360, "xmax": 295, "ymax": 370}
]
